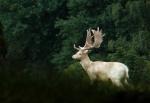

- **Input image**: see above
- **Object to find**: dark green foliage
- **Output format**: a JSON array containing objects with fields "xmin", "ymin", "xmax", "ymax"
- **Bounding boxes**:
[
  {"xmin": 0, "ymin": 22, "xmax": 7, "ymax": 64},
  {"xmin": 0, "ymin": 0, "xmax": 150, "ymax": 102},
  {"xmin": 0, "ymin": 0, "xmax": 68, "ymax": 64},
  {"xmin": 54, "ymin": 0, "xmax": 150, "ymax": 84}
]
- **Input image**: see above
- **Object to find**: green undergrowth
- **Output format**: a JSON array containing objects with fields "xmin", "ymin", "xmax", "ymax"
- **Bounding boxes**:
[{"xmin": 0, "ymin": 64, "xmax": 150, "ymax": 103}]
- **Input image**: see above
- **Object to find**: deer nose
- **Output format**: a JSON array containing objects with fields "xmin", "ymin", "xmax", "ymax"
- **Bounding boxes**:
[
  {"xmin": 72, "ymin": 55, "xmax": 75, "ymax": 59},
  {"xmin": 72, "ymin": 55, "xmax": 74, "ymax": 59}
]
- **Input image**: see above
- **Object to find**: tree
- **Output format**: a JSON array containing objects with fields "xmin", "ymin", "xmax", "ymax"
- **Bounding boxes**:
[
  {"xmin": 0, "ymin": 0, "xmax": 68, "ymax": 65},
  {"xmin": 54, "ymin": 0, "xmax": 150, "ymax": 84},
  {"xmin": 0, "ymin": 22, "xmax": 7, "ymax": 64}
]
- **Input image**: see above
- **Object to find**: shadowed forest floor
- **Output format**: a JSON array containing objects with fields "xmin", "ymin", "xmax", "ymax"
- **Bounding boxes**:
[
  {"xmin": 0, "ymin": 65, "xmax": 150, "ymax": 103},
  {"xmin": 0, "ymin": 79, "xmax": 150, "ymax": 103}
]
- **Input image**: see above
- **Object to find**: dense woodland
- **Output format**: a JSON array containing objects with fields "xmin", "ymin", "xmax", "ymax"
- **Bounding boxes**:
[{"xmin": 0, "ymin": 0, "xmax": 150, "ymax": 103}]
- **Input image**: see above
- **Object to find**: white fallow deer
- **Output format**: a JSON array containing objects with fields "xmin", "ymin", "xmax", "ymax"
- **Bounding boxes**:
[{"xmin": 72, "ymin": 27, "xmax": 129, "ymax": 87}]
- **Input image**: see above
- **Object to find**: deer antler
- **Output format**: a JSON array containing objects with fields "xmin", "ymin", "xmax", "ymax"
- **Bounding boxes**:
[
  {"xmin": 83, "ymin": 27, "xmax": 104, "ymax": 50},
  {"xmin": 74, "ymin": 44, "xmax": 80, "ymax": 50},
  {"xmin": 73, "ymin": 27, "xmax": 104, "ymax": 50},
  {"xmin": 83, "ymin": 28, "xmax": 94, "ymax": 49},
  {"xmin": 92, "ymin": 27, "xmax": 104, "ymax": 48}
]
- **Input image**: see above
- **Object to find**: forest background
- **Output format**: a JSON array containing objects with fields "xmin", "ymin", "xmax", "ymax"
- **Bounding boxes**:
[{"xmin": 0, "ymin": 0, "xmax": 150, "ymax": 103}]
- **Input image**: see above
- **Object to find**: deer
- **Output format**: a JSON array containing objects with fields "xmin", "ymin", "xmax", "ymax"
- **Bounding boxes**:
[{"xmin": 72, "ymin": 27, "xmax": 129, "ymax": 87}]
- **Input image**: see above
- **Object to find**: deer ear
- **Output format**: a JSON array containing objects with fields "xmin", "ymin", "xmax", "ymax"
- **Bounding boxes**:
[{"xmin": 83, "ymin": 50, "xmax": 88, "ymax": 54}]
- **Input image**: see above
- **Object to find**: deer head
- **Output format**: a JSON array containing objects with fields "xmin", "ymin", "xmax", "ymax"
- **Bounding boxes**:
[{"xmin": 72, "ymin": 27, "xmax": 104, "ymax": 60}]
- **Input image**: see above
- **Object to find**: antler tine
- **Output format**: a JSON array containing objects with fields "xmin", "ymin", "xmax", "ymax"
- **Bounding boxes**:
[
  {"xmin": 86, "ymin": 28, "xmax": 91, "ymax": 40},
  {"xmin": 83, "ymin": 28, "xmax": 94, "ymax": 49},
  {"xmin": 74, "ymin": 44, "xmax": 80, "ymax": 50},
  {"xmin": 97, "ymin": 27, "xmax": 99, "ymax": 31}
]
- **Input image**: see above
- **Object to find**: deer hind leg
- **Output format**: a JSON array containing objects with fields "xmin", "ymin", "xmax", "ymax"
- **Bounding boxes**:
[
  {"xmin": 111, "ymin": 79, "xmax": 123, "ymax": 87},
  {"xmin": 124, "ymin": 79, "xmax": 128, "ymax": 85}
]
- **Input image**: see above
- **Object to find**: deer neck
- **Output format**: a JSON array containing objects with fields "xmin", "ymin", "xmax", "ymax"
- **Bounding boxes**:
[{"xmin": 80, "ymin": 55, "xmax": 92, "ymax": 70}]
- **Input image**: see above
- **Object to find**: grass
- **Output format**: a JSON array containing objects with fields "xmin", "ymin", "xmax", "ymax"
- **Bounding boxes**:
[{"xmin": 0, "ymin": 64, "xmax": 150, "ymax": 103}]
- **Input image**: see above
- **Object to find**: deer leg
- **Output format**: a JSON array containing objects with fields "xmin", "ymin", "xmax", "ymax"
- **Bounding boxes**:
[
  {"xmin": 111, "ymin": 79, "xmax": 123, "ymax": 87},
  {"xmin": 124, "ymin": 79, "xmax": 128, "ymax": 85}
]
